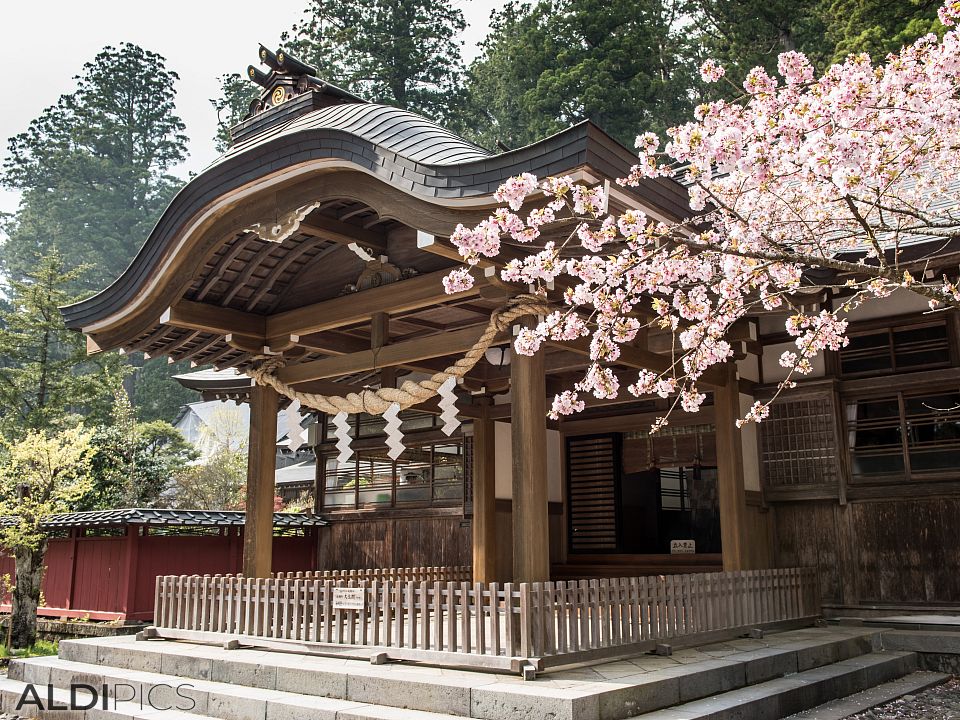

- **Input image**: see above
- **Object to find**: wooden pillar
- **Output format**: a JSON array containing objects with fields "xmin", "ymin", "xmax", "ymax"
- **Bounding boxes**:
[
  {"xmin": 472, "ymin": 402, "xmax": 497, "ymax": 582},
  {"xmin": 243, "ymin": 384, "xmax": 279, "ymax": 577},
  {"xmin": 510, "ymin": 326, "xmax": 550, "ymax": 583},
  {"xmin": 715, "ymin": 363, "xmax": 748, "ymax": 571},
  {"xmin": 372, "ymin": 311, "xmax": 397, "ymax": 388}
]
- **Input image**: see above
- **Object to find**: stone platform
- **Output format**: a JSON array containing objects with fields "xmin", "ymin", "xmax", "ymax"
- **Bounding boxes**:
[{"xmin": 0, "ymin": 626, "xmax": 944, "ymax": 720}]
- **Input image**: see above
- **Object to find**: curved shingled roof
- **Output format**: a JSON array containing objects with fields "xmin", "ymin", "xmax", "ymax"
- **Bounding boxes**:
[
  {"xmin": 60, "ymin": 90, "xmax": 690, "ymax": 331},
  {"xmin": 222, "ymin": 102, "xmax": 491, "ymax": 167}
]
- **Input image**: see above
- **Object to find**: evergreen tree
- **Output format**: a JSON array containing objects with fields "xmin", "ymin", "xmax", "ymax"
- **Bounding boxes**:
[
  {"xmin": 0, "ymin": 252, "xmax": 121, "ymax": 438},
  {"xmin": 212, "ymin": 0, "xmax": 467, "ymax": 146},
  {"xmin": 685, "ymin": 0, "xmax": 827, "ymax": 89},
  {"xmin": 210, "ymin": 72, "xmax": 260, "ymax": 153},
  {"xmin": 131, "ymin": 356, "xmax": 200, "ymax": 423},
  {"xmin": 686, "ymin": 0, "xmax": 943, "ymax": 92},
  {"xmin": 284, "ymin": 0, "xmax": 466, "ymax": 118},
  {"xmin": 821, "ymin": 0, "xmax": 943, "ymax": 64},
  {"xmin": 457, "ymin": 0, "xmax": 697, "ymax": 150},
  {"xmin": 83, "ymin": 387, "xmax": 197, "ymax": 510},
  {"xmin": 1, "ymin": 43, "xmax": 188, "ymax": 293}
]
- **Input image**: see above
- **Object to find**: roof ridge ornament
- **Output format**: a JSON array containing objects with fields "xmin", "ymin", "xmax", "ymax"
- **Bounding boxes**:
[{"xmin": 242, "ymin": 45, "xmax": 365, "ymax": 123}]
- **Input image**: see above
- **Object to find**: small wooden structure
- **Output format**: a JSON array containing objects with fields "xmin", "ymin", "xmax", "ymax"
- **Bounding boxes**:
[{"xmin": 0, "ymin": 509, "xmax": 324, "ymax": 621}]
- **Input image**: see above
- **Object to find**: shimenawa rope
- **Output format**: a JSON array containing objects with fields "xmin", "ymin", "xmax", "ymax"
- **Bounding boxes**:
[{"xmin": 247, "ymin": 294, "xmax": 550, "ymax": 415}]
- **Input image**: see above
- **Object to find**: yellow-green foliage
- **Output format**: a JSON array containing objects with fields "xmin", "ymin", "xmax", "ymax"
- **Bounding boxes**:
[{"xmin": 0, "ymin": 426, "xmax": 95, "ymax": 553}]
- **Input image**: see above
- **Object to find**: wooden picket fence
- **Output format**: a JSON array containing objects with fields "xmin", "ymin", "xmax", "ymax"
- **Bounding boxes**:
[
  {"xmin": 151, "ymin": 567, "xmax": 819, "ymax": 675},
  {"xmin": 273, "ymin": 566, "xmax": 472, "ymax": 583}
]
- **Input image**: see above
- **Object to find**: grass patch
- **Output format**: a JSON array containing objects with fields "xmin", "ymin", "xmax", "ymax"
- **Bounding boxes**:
[{"xmin": 0, "ymin": 638, "xmax": 58, "ymax": 660}]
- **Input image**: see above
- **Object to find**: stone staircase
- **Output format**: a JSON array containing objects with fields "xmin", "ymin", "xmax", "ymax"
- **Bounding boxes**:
[{"xmin": 0, "ymin": 627, "xmax": 949, "ymax": 720}]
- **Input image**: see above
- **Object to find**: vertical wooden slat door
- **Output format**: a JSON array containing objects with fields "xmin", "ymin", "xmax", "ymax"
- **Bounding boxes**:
[{"xmin": 566, "ymin": 434, "xmax": 619, "ymax": 553}]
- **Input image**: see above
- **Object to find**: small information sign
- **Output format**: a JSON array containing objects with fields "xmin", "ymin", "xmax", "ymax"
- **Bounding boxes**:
[
  {"xmin": 332, "ymin": 587, "xmax": 365, "ymax": 610},
  {"xmin": 670, "ymin": 539, "xmax": 696, "ymax": 554}
]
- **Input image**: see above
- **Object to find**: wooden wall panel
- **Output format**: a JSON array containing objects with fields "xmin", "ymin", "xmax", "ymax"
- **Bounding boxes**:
[
  {"xmin": 773, "ymin": 501, "xmax": 843, "ymax": 604},
  {"xmin": 772, "ymin": 496, "xmax": 960, "ymax": 608},
  {"xmin": 316, "ymin": 515, "xmax": 470, "ymax": 570},
  {"xmin": 71, "ymin": 537, "xmax": 126, "ymax": 615},
  {"xmin": 743, "ymin": 493, "xmax": 774, "ymax": 570},
  {"xmin": 848, "ymin": 498, "xmax": 960, "ymax": 604}
]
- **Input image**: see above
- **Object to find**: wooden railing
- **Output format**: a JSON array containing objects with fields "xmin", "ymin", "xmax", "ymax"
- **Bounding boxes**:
[
  {"xmin": 273, "ymin": 566, "xmax": 472, "ymax": 583},
  {"xmin": 151, "ymin": 567, "xmax": 819, "ymax": 675}
]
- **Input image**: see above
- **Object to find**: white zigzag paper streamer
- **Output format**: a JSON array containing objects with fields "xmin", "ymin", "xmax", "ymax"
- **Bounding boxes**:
[
  {"xmin": 383, "ymin": 403, "xmax": 404, "ymax": 460},
  {"xmin": 333, "ymin": 411, "xmax": 353, "ymax": 465},
  {"xmin": 438, "ymin": 376, "xmax": 460, "ymax": 437},
  {"xmin": 286, "ymin": 399, "xmax": 306, "ymax": 451}
]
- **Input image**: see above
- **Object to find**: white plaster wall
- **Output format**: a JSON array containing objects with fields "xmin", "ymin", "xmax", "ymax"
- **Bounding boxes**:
[
  {"xmin": 839, "ymin": 287, "xmax": 931, "ymax": 321},
  {"xmin": 761, "ymin": 340, "xmax": 826, "ymax": 383},
  {"xmin": 739, "ymin": 393, "xmax": 762, "ymax": 492},
  {"xmin": 737, "ymin": 353, "xmax": 760, "ymax": 383},
  {"xmin": 493, "ymin": 421, "xmax": 563, "ymax": 502}
]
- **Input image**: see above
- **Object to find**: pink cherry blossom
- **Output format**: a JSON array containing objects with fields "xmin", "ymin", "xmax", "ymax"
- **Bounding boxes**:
[
  {"xmin": 443, "ymin": 2, "xmax": 960, "ymax": 431},
  {"xmin": 700, "ymin": 59, "xmax": 726, "ymax": 83}
]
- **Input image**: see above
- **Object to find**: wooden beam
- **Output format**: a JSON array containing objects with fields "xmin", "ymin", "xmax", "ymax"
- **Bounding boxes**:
[
  {"xmin": 161, "ymin": 269, "xmax": 484, "ymax": 345},
  {"xmin": 266, "ymin": 269, "xmax": 483, "ymax": 338},
  {"xmin": 243, "ymin": 384, "xmax": 279, "ymax": 577},
  {"xmin": 276, "ymin": 324, "xmax": 506, "ymax": 385},
  {"xmin": 472, "ymin": 402, "xmax": 497, "ymax": 583},
  {"xmin": 162, "ymin": 300, "xmax": 266, "ymax": 337},
  {"xmin": 511, "ymin": 320, "xmax": 551, "ymax": 583},
  {"xmin": 715, "ymin": 363, "xmax": 747, "ymax": 571},
  {"xmin": 551, "ymin": 337, "xmax": 724, "ymax": 387},
  {"xmin": 300, "ymin": 214, "xmax": 388, "ymax": 254}
]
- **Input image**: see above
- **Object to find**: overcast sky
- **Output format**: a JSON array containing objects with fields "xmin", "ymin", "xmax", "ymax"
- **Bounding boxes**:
[{"xmin": 0, "ymin": 0, "xmax": 501, "ymax": 219}]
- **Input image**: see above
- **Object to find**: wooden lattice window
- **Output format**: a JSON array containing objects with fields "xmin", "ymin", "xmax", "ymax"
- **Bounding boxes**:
[
  {"xmin": 846, "ymin": 388, "xmax": 960, "ymax": 481},
  {"xmin": 840, "ymin": 320, "xmax": 950, "ymax": 377},
  {"xmin": 318, "ymin": 411, "xmax": 465, "ymax": 511},
  {"xmin": 759, "ymin": 394, "xmax": 840, "ymax": 487},
  {"xmin": 566, "ymin": 434, "xmax": 620, "ymax": 552}
]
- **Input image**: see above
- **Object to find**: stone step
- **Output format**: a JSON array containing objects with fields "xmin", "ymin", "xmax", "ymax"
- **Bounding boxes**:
[
  {"xmin": 0, "ymin": 670, "xmax": 465, "ymax": 720},
  {"xmin": 787, "ymin": 670, "xmax": 950, "ymax": 720},
  {"xmin": 37, "ymin": 628, "xmax": 885, "ymax": 720},
  {"xmin": 633, "ymin": 650, "xmax": 917, "ymax": 720}
]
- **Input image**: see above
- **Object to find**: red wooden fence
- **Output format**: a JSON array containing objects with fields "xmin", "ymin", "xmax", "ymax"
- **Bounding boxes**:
[{"xmin": 0, "ymin": 526, "xmax": 318, "ymax": 622}]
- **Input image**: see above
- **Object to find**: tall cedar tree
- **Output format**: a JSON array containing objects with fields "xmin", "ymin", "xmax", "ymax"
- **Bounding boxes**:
[
  {"xmin": 1, "ymin": 43, "xmax": 188, "ymax": 293},
  {"xmin": 2, "ymin": 44, "xmax": 201, "ymax": 423},
  {"xmin": 212, "ymin": 0, "xmax": 466, "ymax": 149},
  {"xmin": 0, "ymin": 252, "xmax": 121, "ymax": 438},
  {"xmin": 686, "ymin": 0, "xmax": 943, "ymax": 91},
  {"xmin": 456, "ymin": 0, "xmax": 697, "ymax": 151}
]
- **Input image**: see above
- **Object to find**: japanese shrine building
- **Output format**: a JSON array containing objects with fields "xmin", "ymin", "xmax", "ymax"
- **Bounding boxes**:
[{"xmin": 62, "ymin": 48, "xmax": 960, "ymax": 615}]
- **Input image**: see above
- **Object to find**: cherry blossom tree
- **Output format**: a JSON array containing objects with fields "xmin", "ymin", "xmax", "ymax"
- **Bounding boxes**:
[{"xmin": 444, "ymin": 2, "xmax": 960, "ymax": 429}]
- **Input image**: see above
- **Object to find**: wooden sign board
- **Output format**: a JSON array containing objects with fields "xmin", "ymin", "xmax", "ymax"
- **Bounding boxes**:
[
  {"xmin": 670, "ymin": 539, "xmax": 696, "ymax": 554},
  {"xmin": 332, "ymin": 587, "xmax": 365, "ymax": 610}
]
